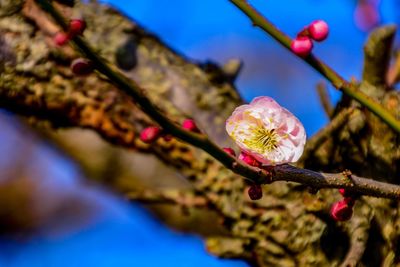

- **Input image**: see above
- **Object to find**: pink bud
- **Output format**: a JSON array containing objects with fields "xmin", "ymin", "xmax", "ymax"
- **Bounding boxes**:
[
  {"xmin": 69, "ymin": 19, "xmax": 86, "ymax": 37},
  {"xmin": 162, "ymin": 134, "xmax": 173, "ymax": 142},
  {"xmin": 223, "ymin": 147, "xmax": 236, "ymax": 157},
  {"xmin": 54, "ymin": 32, "xmax": 69, "ymax": 46},
  {"xmin": 140, "ymin": 126, "xmax": 162, "ymax": 143},
  {"xmin": 71, "ymin": 58, "xmax": 93, "ymax": 76},
  {"xmin": 330, "ymin": 200, "xmax": 353, "ymax": 221},
  {"xmin": 338, "ymin": 188, "xmax": 348, "ymax": 197},
  {"xmin": 239, "ymin": 152, "xmax": 261, "ymax": 168},
  {"xmin": 248, "ymin": 184, "xmax": 262, "ymax": 200},
  {"xmin": 182, "ymin": 119, "xmax": 200, "ymax": 132},
  {"xmin": 354, "ymin": 2, "xmax": 380, "ymax": 32},
  {"xmin": 296, "ymin": 26, "xmax": 310, "ymax": 38},
  {"xmin": 308, "ymin": 20, "xmax": 329, "ymax": 42},
  {"xmin": 339, "ymin": 189, "xmax": 359, "ymax": 201},
  {"xmin": 343, "ymin": 197, "xmax": 356, "ymax": 207},
  {"xmin": 290, "ymin": 36, "xmax": 313, "ymax": 57}
]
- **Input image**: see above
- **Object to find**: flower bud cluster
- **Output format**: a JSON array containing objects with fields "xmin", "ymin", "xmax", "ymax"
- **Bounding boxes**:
[
  {"xmin": 54, "ymin": 18, "xmax": 86, "ymax": 46},
  {"xmin": 139, "ymin": 119, "xmax": 201, "ymax": 144},
  {"xmin": 330, "ymin": 188, "xmax": 359, "ymax": 222},
  {"xmin": 291, "ymin": 20, "xmax": 329, "ymax": 57}
]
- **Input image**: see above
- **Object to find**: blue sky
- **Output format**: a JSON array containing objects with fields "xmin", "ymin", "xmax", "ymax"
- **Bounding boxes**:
[{"xmin": 101, "ymin": 0, "xmax": 398, "ymax": 135}]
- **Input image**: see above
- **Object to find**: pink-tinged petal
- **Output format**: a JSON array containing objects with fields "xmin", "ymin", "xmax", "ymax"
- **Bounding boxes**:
[
  {"xmin": 291, "ymin": 144, "xmax": 305, "ymax": 162},
  {"xmin": 242, "ymin": 108, "xmax": 264, "ymax": 125},
  {"xmin": 290, "ymin": 124, "xmax": 300, "ymax": 136},
  {"xmin": 226, "ymin": 96, "xmax": 306, "ymax": 165},
  {"xmin": 251, "ymin": 151, "xmax": 274, "ymax": 165},
  {"xmin": 277, "ymin": 145, "xmax": 293, "ymax": 162},
  {"xmin": 266, "ymin": 149, "xmax": 285, "ymax": 164},
  {"xmin": 231, "ymin": 104, "xmax": 251, "ymax": 118},
  {"xmin": 251, "ymin": 96, "xmax": 280, "ymax": 109},
  {"xmin": 283, "ymin": 112, "xmax": 296, "ymax": 132}
]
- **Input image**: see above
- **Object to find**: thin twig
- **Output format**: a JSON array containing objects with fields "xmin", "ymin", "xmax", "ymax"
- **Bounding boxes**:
[
  {"xmin": 316, "ymin": 81, "xmax": 334, "ymax": 118},
  {"xmin": 340, "ymin": 202, "xmax": 373, "ymax": 267},
  {"xmin": 34, "ymin": 0, "xmax": 400, "ymax": 200},
  {"xmin": 228, "ymin": 0, "xmax": 400, "ymax": 134}
]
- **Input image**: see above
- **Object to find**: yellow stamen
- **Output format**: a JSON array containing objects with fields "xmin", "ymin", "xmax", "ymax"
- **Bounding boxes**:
[{"xmin": 243, "ymin": 126, "xmax": 278, "ymax": 154}]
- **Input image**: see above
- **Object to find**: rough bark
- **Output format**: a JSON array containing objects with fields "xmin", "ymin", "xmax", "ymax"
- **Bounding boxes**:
[{"xmin": 0, "ymin": 1, "xmax": 400, "ymax": 266}]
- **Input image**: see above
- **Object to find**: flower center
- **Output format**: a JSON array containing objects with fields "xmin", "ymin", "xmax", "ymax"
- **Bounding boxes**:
[{"xmin": 243, "ymin": 126, "xmax": 278, "ymax": 154}]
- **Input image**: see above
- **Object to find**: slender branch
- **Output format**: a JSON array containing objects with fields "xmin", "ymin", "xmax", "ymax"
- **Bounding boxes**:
[
  {"xmin": 228, "ymin": 0, "xmax": 400, "ymax": 134},
  {"xmin": 340, "ymin": 203, "xmax": 372, "ymax": 267},
  {"xmin": 272, "ymin": 165, "xmax": 400, "ymax": 199},
  {"xmin": 34, "ymin": 0, "xmax": 400, "ymax": 200},
  {"xmin": 316, "ymin": 81, "xmax": 334, "ymax": 118}
]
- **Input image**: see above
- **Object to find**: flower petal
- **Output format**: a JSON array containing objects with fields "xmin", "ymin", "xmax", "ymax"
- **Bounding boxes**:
[{"xmin": 226, "ymin": 96, "xmax": 306, "ymax": 165}]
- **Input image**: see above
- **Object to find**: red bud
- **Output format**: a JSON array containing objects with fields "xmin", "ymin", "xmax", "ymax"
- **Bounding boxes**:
[
  {"xmin": 182, "ymin": 119, "xmax": 200, "ymax": 133},
  {"xmin": 308, "ymin": 20, "xmax": 329, "ymax": 42},
  {"xmin": 69, "ymin": 19, "xmax": 86, "ymax": 37},
  {"xmin": 239, "ymin": 152, "xmax": 261, "ymax": 168},
  {"xmin": 54, "ymin": 32, "xmax": 69, "ymax": 46},
  {"xmin": 343, "ymin": 197, "xmax": 356, "ymax": 207},
  {"xmin": 339, "ymin": 189, "xmax": 359, "ymax": 202},
  {"xmin": 223, "ymin": 147, "xmax": 236, "ymax": 157},
  {"xmin": 290, "ymin": 36, "xmax": 313, "ymax": 57},
  {"xmin": 248, "ymin": 184, "xmax": 262, "ymax": 200},
  {"xmin": 330, "ymin": 200, "xmax": 353, "ymax": 221},
  {"xmin": 71, "ymin": 58, "xmax": 93, "ymax": 76},
  {"xmin": 162, "ymin": 134, "xmax": 173, "ymax": 142},
  {"xmin": 140, "ymin": 126, "xmax": 162, "ymax": 143}
]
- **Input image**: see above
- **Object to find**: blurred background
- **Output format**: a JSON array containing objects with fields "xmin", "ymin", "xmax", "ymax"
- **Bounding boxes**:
[{"xmin": 0, "ymin": 0, "xmax": 398, "ymax": 266}]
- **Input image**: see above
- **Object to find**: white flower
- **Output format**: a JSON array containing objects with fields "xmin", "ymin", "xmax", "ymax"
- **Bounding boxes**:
[{"xmin": 226, "ymin": 96, "xmax": 306, "ymax": 165}]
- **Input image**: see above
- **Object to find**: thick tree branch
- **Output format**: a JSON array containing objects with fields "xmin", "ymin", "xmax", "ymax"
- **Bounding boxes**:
[
  {"xmin": 362, "ymin": 25, "xmax": 395, "ymax": 87},
  {"xmin": 387, "ymin": 51, "xmax": 400, "ymax": 86},
  {"xmin": 298, "ymin": 108, "xmax": 353, "ymax": 167},
  {"xmin": 32, "ymin": 0, "xmax": 400, "ymax": 200},
  {"xmin": 126, "ymin": 190, "xmax": 209, "ymax": 208}
]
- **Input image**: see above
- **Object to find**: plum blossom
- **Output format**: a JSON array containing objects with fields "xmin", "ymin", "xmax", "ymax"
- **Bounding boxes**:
[{"xmin": 226, "ymin": 96, "xmax": 306, "ymax": 165}]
